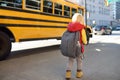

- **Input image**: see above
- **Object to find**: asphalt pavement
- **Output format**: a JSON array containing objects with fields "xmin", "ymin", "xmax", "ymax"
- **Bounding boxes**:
[{"xmin": 0, "ymin": 31, "xmax": 120, "ymax": 80}]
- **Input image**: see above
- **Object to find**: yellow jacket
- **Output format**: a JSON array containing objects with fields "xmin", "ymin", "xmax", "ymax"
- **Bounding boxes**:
[{"xmin": 81, "ymin": 29, "xmax": 87, "ymax": 45}]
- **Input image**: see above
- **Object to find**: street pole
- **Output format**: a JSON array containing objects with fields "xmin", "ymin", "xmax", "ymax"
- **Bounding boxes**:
[
  {"xmin": 84, "ymin": 0, "xmax": 89, "ymax": 44},
  {"xmin": 85, "ymin": 0, "xmax": 87, "ymax": 27}
]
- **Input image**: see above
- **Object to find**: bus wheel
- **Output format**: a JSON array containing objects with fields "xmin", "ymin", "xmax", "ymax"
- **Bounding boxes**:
[
  {"xmin": 86, "ymin": 30, "xmax": 90, "ymax": 45},
  {"xmin": 0, "ymin": 31, "xmax": 11, "ymax": 61}
]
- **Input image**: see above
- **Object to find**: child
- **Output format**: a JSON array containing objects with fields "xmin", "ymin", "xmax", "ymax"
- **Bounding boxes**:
[{"xmin": 65, "ymin": 13, "xmax": 87, "ymax": 80}]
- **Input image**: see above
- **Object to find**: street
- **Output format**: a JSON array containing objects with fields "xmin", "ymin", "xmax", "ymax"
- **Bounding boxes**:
[{"xmin": 0, "ymin": 31, "xmax": 120, "ymax": 80}]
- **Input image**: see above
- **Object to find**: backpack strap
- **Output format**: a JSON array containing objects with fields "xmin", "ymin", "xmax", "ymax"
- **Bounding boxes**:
[{"xmin": 79, "ymin": 29, "xmax": 84, "ymax": 53}]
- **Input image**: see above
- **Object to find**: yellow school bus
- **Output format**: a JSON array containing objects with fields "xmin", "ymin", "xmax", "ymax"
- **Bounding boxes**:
[{"xmin": 0, "ymin": 0, "xmax": 92, "ymax": 60}]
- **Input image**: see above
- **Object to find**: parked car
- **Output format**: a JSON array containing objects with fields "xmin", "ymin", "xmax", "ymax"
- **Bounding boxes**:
[
  {"xmin": 115, "ymin": 26, "xmax": 120, "ymax": 31},
  {"xmin": 93, "ymin": 25, "xmax": 112, "ymax": 35}
]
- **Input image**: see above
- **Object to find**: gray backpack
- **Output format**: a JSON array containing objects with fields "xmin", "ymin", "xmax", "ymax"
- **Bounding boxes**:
[{"xmin": 60, "ymin": 30, "xmax": 81, "ymax": 58}]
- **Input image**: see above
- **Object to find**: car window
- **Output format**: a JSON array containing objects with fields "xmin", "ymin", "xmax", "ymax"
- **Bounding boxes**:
[
  {"xmin": 116, "ymin": 26, "xmax": 120, "ymax": 29},
  {"xmin": 94, "ymin": 25, "xmax": 101, "ymax": 28},
  {"xmin": 106, "ymin": 26, "xmax": 111, "ymax": 29},
  {"xmin": 103, "ymin": 26, "xmax": 107, "ymax": 28}
]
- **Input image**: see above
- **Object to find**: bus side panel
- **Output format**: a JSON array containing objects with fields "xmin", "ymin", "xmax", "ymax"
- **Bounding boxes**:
[
  {"xmin": 0, "ymin": 9, "xmax": 70, "ymax": 41},
  {"xmin": 7, "ymin": 27, "xmax": 67, "ymax": 41}
]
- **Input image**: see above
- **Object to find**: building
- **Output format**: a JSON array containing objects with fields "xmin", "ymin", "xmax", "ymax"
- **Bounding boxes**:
[
  {"xmin": 77, "ymin": 0, "xmax": 113, "ymax": 26},
  {"xmin": 110, "ymin": 2, "xmax": 116, "ymax": 20},
  {"xmin": 116, "ymin": 1, "xmax": 120, "ymax": 20},
  {"xmin": 109, "ymin": 1, "xmax": 120, "ymax": 26}
]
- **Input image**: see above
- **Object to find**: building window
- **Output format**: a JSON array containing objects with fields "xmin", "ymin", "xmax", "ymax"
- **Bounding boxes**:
[
  {"xmin": 26, "ymin": 0, "xmax": 41, "ymax": 10},
  {"xmin": 64, "ymin": 5, "xmax": 70, "ymax": 17},
  {"xmin": 99, "ymin": 7, "xmax": 101, "ymax": 14},
  {"xmin": 93, "ymin": 0, "xmax": 95, "ymax": 3},
  {"xmin": 43, "ymin": 0, "xmax": 53, "ymax": 14},
  {"xmin": 54, "ymin": 3, "xmax": 62, "ymax": 16}
]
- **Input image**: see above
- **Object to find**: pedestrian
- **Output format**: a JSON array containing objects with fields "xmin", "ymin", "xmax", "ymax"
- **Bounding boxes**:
[{"xmin": 65, "ymin": 13, "xmax": 87, "ymax": 80}]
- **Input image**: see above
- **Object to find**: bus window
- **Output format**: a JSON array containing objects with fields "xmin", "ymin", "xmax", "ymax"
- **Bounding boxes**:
[
  {"xmin": 15, "ymin": 0, "xmax": 22, "ymax": 8},
  {"xmin": 64, "ymin": 5, "xmax": 70, "ymax": 17},
  {"xmin": 78, "ymin": 8, "xmax": 83, "ymax": 15},
  {"xmin": 0, "ymin": 0, "xmax": 22, "ymax": 9},
  {"xmin": 5, "ymin": 0, "xmax": 14, "ymax": 7},
  {"xmin": 72, "ymin": 8, "xmax": 77, "ymax": 16},
  {"xmin": 54, "ymin": 3, "xmax": 62, "ymax": 16},
  {"xmin": 43, "ymin": 0, "xmax": 53, "ymax": 14},
  {"xmin": 0, "ymin": 0, "xmax": 7, "ymax": 6},
  {"xmin": 26, "ymin": 0, "xmax": 41, "ymax": 10}
]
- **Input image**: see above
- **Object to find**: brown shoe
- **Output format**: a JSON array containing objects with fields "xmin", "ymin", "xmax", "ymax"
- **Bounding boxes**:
[
  {"xmin": 65, "ymin": 70, "xmax": 71, "ymax": 80},
  {"xmin": 66, "ymin": 78, "xmax": 71, "ymax": 80},
  {"xmin": 76, "ymin": 69, "xmax": 83, "ymax": 78}
]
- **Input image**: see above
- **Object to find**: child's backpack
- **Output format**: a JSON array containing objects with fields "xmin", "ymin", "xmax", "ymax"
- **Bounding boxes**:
[{"xmin": 60, "ymin": 30, "xmax": 81, "ymax": 58}]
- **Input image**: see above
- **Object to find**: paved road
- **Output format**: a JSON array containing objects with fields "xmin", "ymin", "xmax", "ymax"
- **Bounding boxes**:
[{"xmin": 0, "ymin": 31, "xmax": 120, "ymax": 80}]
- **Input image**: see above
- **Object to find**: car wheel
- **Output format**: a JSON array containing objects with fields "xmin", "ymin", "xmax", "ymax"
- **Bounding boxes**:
[
  {"xmin": 110, "ymin": 31, "xmax": 112, "ymax": 35},
  {"xmin": 86, "ymin": 30, "xmax": 90, "ymax": 45}
]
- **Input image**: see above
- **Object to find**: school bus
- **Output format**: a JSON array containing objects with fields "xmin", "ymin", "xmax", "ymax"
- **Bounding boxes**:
[{"xmin": 0, "ymin": 0, "xmax": 92, "ymax": 60}]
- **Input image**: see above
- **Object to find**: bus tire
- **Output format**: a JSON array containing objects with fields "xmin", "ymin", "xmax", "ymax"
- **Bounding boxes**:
[
  {"xmin": 0, "ymin": 31, "xmax": 11, "ymax": 61},
  {"xmin": 86, "ymin": 30, "xmax": 90, "ymax": 45}
]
